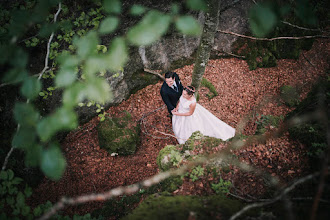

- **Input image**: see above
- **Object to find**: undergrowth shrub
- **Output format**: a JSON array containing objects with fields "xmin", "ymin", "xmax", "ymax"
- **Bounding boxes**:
[{"xmin": 286, "ymin": 74, "xmax": 329, "ymax": 169}]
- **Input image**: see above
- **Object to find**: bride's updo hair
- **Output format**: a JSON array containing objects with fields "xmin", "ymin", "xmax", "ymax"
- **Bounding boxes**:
[{"xmin": 185, "ymin": 86, "xmax": 195, "ymax": 96}]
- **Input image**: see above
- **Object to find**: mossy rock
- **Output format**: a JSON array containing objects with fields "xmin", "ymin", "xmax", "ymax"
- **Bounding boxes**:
[
  {"xmin": 97, "ymin": 112, "xmax": 140, "ymax": 155},
  {"xmin": 280, "ymin": 85, "xmax": 300, "ymax": 107},
  {"xmin": 182, "ymin": 131, "xmax": 205, "ymax": 151},
  {"xmin": 122, "ymin": 194, "xmax": 248, "ymax": 220},
  {"xmin": 183, "ymin": 131, "xmax": 223, "ymax": 152},
  {"xmin": 156, "ymin": 145, "xmax": 182, "ymax": 171}
]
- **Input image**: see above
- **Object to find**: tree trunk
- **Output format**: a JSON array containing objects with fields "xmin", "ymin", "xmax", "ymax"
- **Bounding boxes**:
[{"xmin": 191, "ymin": 0, "xmax": 220, "ymax": 97}]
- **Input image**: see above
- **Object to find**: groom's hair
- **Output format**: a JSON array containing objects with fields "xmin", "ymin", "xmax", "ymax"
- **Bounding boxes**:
[{"xmin": 165, "ymin": 71, "xmax": 175, "ymax": 79}]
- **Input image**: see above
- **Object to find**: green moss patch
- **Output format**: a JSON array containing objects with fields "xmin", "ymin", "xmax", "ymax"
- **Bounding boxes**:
[
  {"xmin": 280, "ymin": 85, "xmax": 300, "ymax": 107},
  {"xmin": 123, "ymin": 193, "xmax": 246, "ymax": 220},
  {"xmin": 201, "ymin": 77, "xmax": 218, "ymax": 100},
  {"xmin": 255, "ymin": 114, "xmax": 283, "ymax": 135},
  {"xmin": 97, "ymin": 111, "xmax": 140, "ymax": 155}
]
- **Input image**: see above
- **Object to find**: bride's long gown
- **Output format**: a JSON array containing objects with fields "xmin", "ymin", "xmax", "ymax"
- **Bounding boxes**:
[{"xmin": 172, "ymin": 96, "xmax": 235, "ymax": 144}]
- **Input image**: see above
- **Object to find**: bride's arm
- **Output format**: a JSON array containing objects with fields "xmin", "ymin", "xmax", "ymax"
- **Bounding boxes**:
[
  {"xmin": 173, "ymin": 102, "xmax": 196, "ymax": 116},
  {"xmin": 173, "ymin": 101, "xmax": 180, "ymax": 112}
]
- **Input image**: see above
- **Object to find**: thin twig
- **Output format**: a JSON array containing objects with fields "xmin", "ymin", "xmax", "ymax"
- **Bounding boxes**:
[
  {"xmin": 38, "ymin": 3, "xmax": 62, "ymax": 80},
  {"xmin": 229, "ymin": 169, "xmax": 329, "ymax": 220},
  {"xmin": 217, "ymin": 51, "xmax": 245, "ymax": 59},
  {"xmin": 1, "ymin": 147, "xmax": 14, "ymax": 171},
  {"xmin": 302, "ymin": 53, "xmax": 316, "ymax": 68},
  {"xmin": 217, "ymin": 30, "xmax": 329, "ymax": 41},
  {"xmin": 281, "ymin": 21, "xmax": 322, "ymax": 32},
  {"xmin": 143, "ymin": 68, "xmax": 165, "ymax": 81}
]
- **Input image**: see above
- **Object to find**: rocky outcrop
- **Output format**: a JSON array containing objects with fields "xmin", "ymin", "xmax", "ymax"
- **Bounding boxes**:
[{"xmin": 1, "ymin": 0, "xmax": 253, "ymax": 128}]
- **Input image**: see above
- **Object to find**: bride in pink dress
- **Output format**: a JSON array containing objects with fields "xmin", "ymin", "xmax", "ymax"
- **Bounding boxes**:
[{"xmin": 172, "ymin": 86, "xmax": 235, "ymax": 144}]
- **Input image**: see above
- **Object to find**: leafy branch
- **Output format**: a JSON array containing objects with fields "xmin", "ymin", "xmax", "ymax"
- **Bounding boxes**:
[{"xmin": 2, "ymin": 2, "xmax": 62, "ymax": 171}]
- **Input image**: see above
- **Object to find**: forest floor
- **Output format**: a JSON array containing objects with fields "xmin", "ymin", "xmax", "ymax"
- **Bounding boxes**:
[{"xmin": 31, "ymin": 39, "xmax": 329, "ymax": 217}]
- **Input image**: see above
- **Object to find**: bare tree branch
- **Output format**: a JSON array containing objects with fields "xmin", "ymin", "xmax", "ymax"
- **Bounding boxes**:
[
  {"xmin": 38, "ymin": 159, "xmax": 208, "ymax": 220},
  {"xmin": 281, "ymin": 21, "xmax": 323, "ymax": 32},
  {"xmin": 229, "ymin": 169, "xmax": 329, "ymax": 220},
  {"xmin": 38, "ymin": 3, "xmax": 62, "ymax": 80},
  {"xmin": 217, "ymin": 30, "xmax": 329, "ymax": 41},
  {"xmin": 1, "ymin": 147, "xmax": 14, "ymax": 171}
]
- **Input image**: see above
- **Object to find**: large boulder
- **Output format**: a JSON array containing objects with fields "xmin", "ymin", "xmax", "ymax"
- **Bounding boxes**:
[{"xmin": 97, "ymin": 112, "xmax": 140, "ymax": 155}]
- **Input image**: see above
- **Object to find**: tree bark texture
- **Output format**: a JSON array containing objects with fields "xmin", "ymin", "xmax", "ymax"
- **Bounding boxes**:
[{"xmin": 191, "ymin": 0, "xmax": 220, "ymax": 94}]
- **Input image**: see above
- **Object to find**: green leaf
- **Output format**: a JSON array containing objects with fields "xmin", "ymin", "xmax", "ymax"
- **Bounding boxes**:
[
  {"xmin": 12, "ymin": 126, "xmax": 37, "ymax": 149},
  {"xmin": 12, "ymin": 177, "xmax": 23, "ymax": 185},
  {"xmin": 130, "ymin": 4, "xmax": 146, "ymax": 16},
  {"xmin": 24, "ymin": 186, "xmax": 32, "ymax": 197},
  {"xmin": 105, "ymin": 37, "xmax": 128, "ymax": 71},
  {"xmin": 73, "ymin": 31, "xmax": 99, "ymax": 59},
  {"xmin": 40, "ymin": 143, "xmax": 66, "ymax": 180},
  {"xmin": 99, "ymin": 16, "xmax": 119, "ymax": 34},
  {"xmin": 54, "ymin": 107, "xmax": 78, "ymax": 131},
  {"xmin": 33, "ymin": 206, "xmax": 42, "ymax": 217},
  {"xmin": 8, "ymin": 170, "xmax": 14, "ymax": 180},
  {"xmin": 0, "ymin": 170, "xmax": 8, "ymax": 180},
  {"xmin": 84, "ymin": 55, "xmax": 106, "ymax": 78},
  {"xmin": 37, "ymin": 108, "xmax": 77, "ymax": 142},
  {"xmin": 57, "ymin": 53, "xmax": 80, "ymax": 68},
  {"xmin": 36, "ymin": 117, "xmax": 57, "ymax": 142},
  {"xmin": 175, "ymin": 15, "xmax": 202, "ymax": 36},
  {"xmin": 13, "ymin": 103, "xmax": 39, "ymax": 127},
  {"xmin": 62, "ymin": 82, "xmax": 85, "ymax": 108},
  {"xmin": 84, "ymin": 78, "xmax": 112, "ymax": 103},
  {"xmin": 10, "ymin": 48, "xmax": 28, "ymax": 69},
  {"xmin": 2, "ymin": 68, "xmax": 28, "ymax": 84},
  {"xmin": 39, "ymin": 23, "xmax": 59, "ymax": 37},
  {"xmin": 7, "ymin": 197, "xmax": 15, "ymax": 205},
  {"xmin": 21, "ymin": 77, "xmax": 42, "ymax": 100},
  {"xmin": 127, "ymin": 10, "xmax": 171, "ymax": 46},
  {"xmin": 55, "ymin": 67, "xmax": 77, "ymax": 87},
  {"xmin": 249, "ymin": 3, "xmax": 278, "ymax": 37},
  {"xmin": 103, "ymin": 0, "xmax": 121, "ymax": 14},
  {"xmin": 186, "ymin": 0, "xmax": 208, "ymax": 11},
  {"xmin": 16, "ymin": 192, "xmax": 25, "ymax": 208},
  {"xmin": 22, "ymin": 205, "xmax": 30, "ymax": 216},
  {"xmin": 171, "ymin": 3, "xmax": 180, "ymax": 15},
  {"xmin": 25, "ymin": 145, "xmax": 42, "ymax": 167}
]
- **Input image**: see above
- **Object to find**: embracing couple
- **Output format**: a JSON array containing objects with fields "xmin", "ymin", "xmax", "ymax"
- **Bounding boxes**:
[{"xmin": 160, "ymin": 71, "xmax": 235, "ymax": 144}]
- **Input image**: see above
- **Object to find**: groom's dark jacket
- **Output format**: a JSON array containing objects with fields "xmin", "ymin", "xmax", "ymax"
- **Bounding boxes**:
[{"xmin": 160, "ymin": 72, "xmax": 183, "ymax": 114}]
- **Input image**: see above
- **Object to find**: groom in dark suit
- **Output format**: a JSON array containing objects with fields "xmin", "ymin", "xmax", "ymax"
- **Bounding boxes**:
[{"xmin": 160, "ymin": 71, "xmax": 183, "ymax": 115}]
